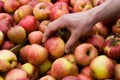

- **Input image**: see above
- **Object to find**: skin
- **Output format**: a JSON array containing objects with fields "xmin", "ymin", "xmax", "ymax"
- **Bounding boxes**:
[{"xmin": 42, "ymin": 0, "xmax": 120, "ymax": 53}]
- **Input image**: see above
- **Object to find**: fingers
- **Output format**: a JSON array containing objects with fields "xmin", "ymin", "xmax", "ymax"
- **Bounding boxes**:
[{"xmin": 65, "ymin": 32, "xmax": 79, "ymax": 53}]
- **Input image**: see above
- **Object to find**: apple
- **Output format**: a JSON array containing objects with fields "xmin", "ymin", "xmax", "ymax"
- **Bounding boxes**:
[
  {"xmin": 27, "ymin": 0, "xmax": 39, "ymax": 7},
  {"xmin": 44, "ymin": 36, "xmax": 65, "ymax": 59},
  {"xmin": 38, "ymin": 20, "xmax": 50, "ymax": 33},
  {"xmin": 0, "ymin": 40, "xmax": 14, "ymax": 50},
  {"xmin": 28, "ymin": 31, "xmax": 43, "ymax": 44},
  {"xmin": 93, "ymin": 22, "xmax": 109, "ymax": 38},
  {"xmin": 38, "ymin": 59, "xmax": 52, "ymax": 76},
  {"xmin": 0, "ymin": 50, "xmax": 18, "ymax": 72},
  {"xmin": 4, "ymin": 0, "xmax": 20, "ymax": 13},
  {"xmin": 91, "ymin": 0, "xmax": 106, "ymax": 7},
  {"xmin": 19, "ymin": 45, "xmax": 31, "ymax": 63},
  {"xmin": 50, "ymin": 2, "xmax": 69, "ymax": 21},
  {"xmin": 103, "ymin": 34, "xmax": 120, "ymax": 60},
  {"xmin": 70, "ymin": 0, "xmax": 77, "ymax": 7},
  {"xmin": 13, "ymin": 5, "xmax": 33, "ymax": 23},
  {"xmin": 57, "ymin": 0, "xmax": 70, "ymax": 4},
  {"xmin": 51, "ymin": 57, "xmax": 78, "ymax": 80},
  {"xmin": 85, "ymin": 34, "xmax": 105, "ymax": 53},
  {"xmin": 33, "ymin": 1, "xmax": 54, "ymax": 21},
  {"xmin": 0, "ymin": 1, "xmax": 4, "ymax": 13},
  {"xmin": 21, "ymin": 62, "xmax": 39, "ymax": 80},
  {"xmin": 18, "ymin": 15, "xmax": 37, "ymax": 34},
  {"xmin": 0, "ymin": 75, "xmax": 4, "ymax": 80},
  {"xmin": 77, "ymin": 73, "xmax": 93, "ymax": 80},
  {"xmin": 19, "ymin": 0, "xmax": 31, "ymax": 5},
  {"xmin": 62, "ymin": 75, "xmax": 80, "ymax": 80},
  {"xmin": 73, "ymin": 0, "xmax": 93, "ymax": 12},
  {"xmin": 38, "ymin": 75, "xmax": 56, "ymax": 80},
  {"xmin": 0, "ymin": 31, "xmax": 4, "ymax": 46},
  {"xmin": 36, "ymin": 0, "xmax": 51, "ymax": 2},
  {"xmin": 7, "ymin": 25, "xmax": 26, "ymax": 44},
  {"xmin": 112, "ymin": 18, "xmax": 120, "ymax": 35},
  {"xmin": 90, "ymin": 55, "xmax": 115, "ymax": 80},
  {"xmin": 5, "ymin": 68, "xmax": 30, "ymax": 80},
  {"xmin": 26, "ymin": 44, "xmax": 48, "ymax": 65},
  {"xmin": 114, "ymin": 64, "xmax": 120, "ymax": 80},
  {"xmin": 74, "ymin": 43, "xmax": 98, "ymax": 66}
]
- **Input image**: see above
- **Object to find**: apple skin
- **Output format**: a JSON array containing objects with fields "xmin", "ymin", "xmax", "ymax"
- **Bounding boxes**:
[
  {"xmin": 0, "ymin": 40, "xmax": 14, "ymax": 50},
  {"xmin": 33, "ymin": 1, "xmax": 54, "ymax": 21},
  {"xmin": 73, "ymin": 0, "xmax": 93, "ymax": 12},
  {"xmin": 74, "ymin": 43, "xmax": 98, "ymax": 66},
  {"xmin": 90, "ymin": 55, "xmax": 115, "ymax": 80},
  {"xmin": 5, "ymin": 68, "xmax": 30, "ymax": 80},
  {"xmin": 0, "ymin": 50, "xmax": 18, "ymax": 72},
  {"xmin": 114, "ymin": 64, "xmax": 120, "ymax": 80},
  {"xmin": 19, "ymin": 0, "xmax": 31, "ymax": 5},
  {"xmin": 18, "ymin": 15, "xmax": 37, "ymax": 34},
  {"xmin": 91, "ymin": 0, "xmax": 106, "ymax": 7},
  {"xmin": 38, "ymin": 75, "xmax": 56, "ymax": 80},
  {"xmin": 38, "ymin": 20, "xmax": 50, "ymax": 33},
  {"xmin": 0, "ymin": 75, "xmax": 4, "ymax": 80},
  {"xmin": 112, "ymin": 18, "xmax": 120, "ymax": 35},
  {"xmin": 57, "ymin": 0, "xmax": 70, "ymax": 4},
  {"xmin": 70, "ymin": 0, "xmax": 77, "ymax": 7},
  {"xmin": 26, "ymin": 44, "xmax": 48, "ymax": 65},
  {"xmin": 0, "ymin": 31, "xmax": 4, "ymax": 46},
  {"xmin": 62, "ymin": 75, "xmax": 80, "ymax": 80},
  {"xmin": 21, "ymin": 62, "xmax": 39, "ymax": 80},
  {"xmin": 13, "ymin": 5, "xmax": 33, "ymax": 23},
  {"xmin": 0, "ymin": 1, "xmax": 4, "ymax": 13},
  {"xmin": 36, "ymin": 0, "xmax": 51, "ymax": 2},
  {"xmin": 44, "ymin": 36, "xmax": 65, "ymax": 59},
  {"xmin": 4, "ymin": 0, "xmax": 20, "ymax": 13},
  {"xmin": 77, "ymin": 73, "xmax": 93, "ymax": 80},
  {"xmin": 50, "ymin": 2, "xmax": 69, "ymax": 21},
  {"xmin": 28, "ymin": 31, "xmax": 43, "ymax": 44},
  {"xmin": 7, "ymin": 25, "xmax": 26, "ymax": 44},
  {"xmin": 103, "ymin": 35, "xmax": 120, "ymax": 60},
  {"xmin": 85, "ymin": 34, "xmax": 105, "ymax": 53},
  {"xmin": 51, "ymin": 57, "xmax": 79, "ymax": 80},
  {"xmin": 27, "ymin": 0, "xmax": 39, "ymax": 7}
]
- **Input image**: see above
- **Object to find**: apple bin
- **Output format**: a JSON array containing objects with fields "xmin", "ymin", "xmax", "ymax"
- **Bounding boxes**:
[{"xmin": 0, "ymin": 0, "xmax": 120, "ymax": 80}]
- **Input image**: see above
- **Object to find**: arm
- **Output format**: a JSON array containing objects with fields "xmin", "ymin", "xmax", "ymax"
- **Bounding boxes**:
[{"xmin": 43, "ymin": 0, "xmax": 120, "ymax": 53}]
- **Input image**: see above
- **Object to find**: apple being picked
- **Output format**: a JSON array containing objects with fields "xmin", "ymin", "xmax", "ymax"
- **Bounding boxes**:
[
  {"xmin": 33, "ymin": 1, "xmax": 54, "ymax": 21},
  {"xmin": 51, "ymin": 57, "xmax": 79, "ymax": 80},
  {"xmin": 90, "ymin": 55, "xmax": 115, "ymax": 80},
  {"xmin": 73, "ymin": 0, "xmax": 93, "ymax": 12},
  {"xmin": 5, "ymin": 68, "xmax": 30, "ymax": 80},
  {"xmin": 112, "ymin": 18, "xmax": 120, "ymax": 35},
  {"xmin": 50, "ymin": 2, "xmax": 69, "ymax": 21},
  {"xmin": 0, "ymin": 50, "xmax": 18, "ymax": 72},
  {"xmin": 7, "ymin": 25, "xmax": 26, "ymax": 44},
  {"xmin": 18, "ymin": 15, "xmax": 37, "ymax": 34},
  {"xmin": 74, "ymin": 43, "xmax": 98, "ymax": 66},
  {"xmin": 103, "ymin": 34, "xmax": 120, "ymax": 61},
  {"xmin": 44, "ymin": 36, "xmax": 65, "ymax": 59},
  {"xmin": 4, "ymin": 0, "xmax": 20, "ymax": 13}
]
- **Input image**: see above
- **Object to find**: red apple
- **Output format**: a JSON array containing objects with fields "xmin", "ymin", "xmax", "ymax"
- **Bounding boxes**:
[
  {"xmin": 70, "ymin": 0, "xmax": 77, "ymax": 7},
  {"xmin": 85, "ymin": 34, "xmax": 105, "ymax": 53},
  {"xmin": 38, "ymin": 20, "xmax": 50, "ymax": 33},
  {"xmin": 7, "ymin": 25, "xmax": 26, "ymax": 44},
  {"xmin": 26, "ymin": 44, "xmax": 48, "ymax": 65},
  {"xmin": 73, "ymin": 0, "xmax": 93, "ymax": 12},
  {"xmin": 44, "ymin": 36, "xmax": 65, "ymax": 59},
  {"xmin": 74, "ymin": 43, "xmax": 98, "ymax": 66},
  {"xmin": 28, "ymin": 30, "xmax": 43, "ymax": 44},
  {"xmin": 50, "ymin": 2, "xmax": 69, "ymax": 21},
  {"xmin": 90, "ymin": 55, "xmax": 115, "ymax": 80},
  {"xmin": 51, "ymin": 57, "xmax": 78, "ymax": 80},
  {"xmin": 0, "ymin": 1, "xmax": 4, "ymax": 13},
  {"xmin": 77, "ymin": 73, "xmax": 93, "ymax": 80},
  {"xmin": 0, "ymin": 50, "xmax": 18, "ymax": 72},
  {"xmin": 38, "ymin": 75, "xmax": 56, "ymax": 80},
  {"xmin": 5, "ymin": 68, "xmax": 30, "ymax": 80},
  {"xmin": 103, "ymin": 34, "xmax": 120, "ymax": 60},
  {"xmin": 0, "ymin": 40, "xmax": 14, "ymax": 50},
  {"xmin": 18, "ymin": 15, "xmax": 37, "ymax": 34},
  {"xmin": 114, "ymin": 64, "xmax": 120, "ymax": 80},
  {"xmin": 4, "ymin": 0, "xmax": 20, "ymax": 13},
  {"xmin": 91, "ymin": 0, "xmax": 106, "ymax": 7},
  {"xmin": 19, "ymin": 0, "xmax": 31, "ymax": 5},
  {"xmin": 62, "ymin": 75, "xmax": 80, "ymax": 80},
  {"xmin": 33, "ymin": 1, "xmax": 54, "ymax": 21},
  {"xmin": 27, "ymin": 0, "xmax": 39, "ymax": 7},
  {"xmin": 36, "ymin": 0, "xmax": 51, "ymax": 2},
  {"xmin": 13, "ymin": 5, "xmax": 33, "ymax": 23},
  {"xmin": 57, "ymin": 0, "xmax": 70, "ymax": 4},
  {"xmin": 112, "ymin": 18, "xmax": 120, "ymax": 35},
  {"xmin": 0, "ymin": 31, "xmax": 4, "ymax": 46}
]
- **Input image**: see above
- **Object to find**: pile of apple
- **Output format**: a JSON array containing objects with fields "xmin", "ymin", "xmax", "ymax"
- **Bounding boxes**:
[{"xmin": 0, "ymin": 0, "xmax": 120, "ymax": 80}]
